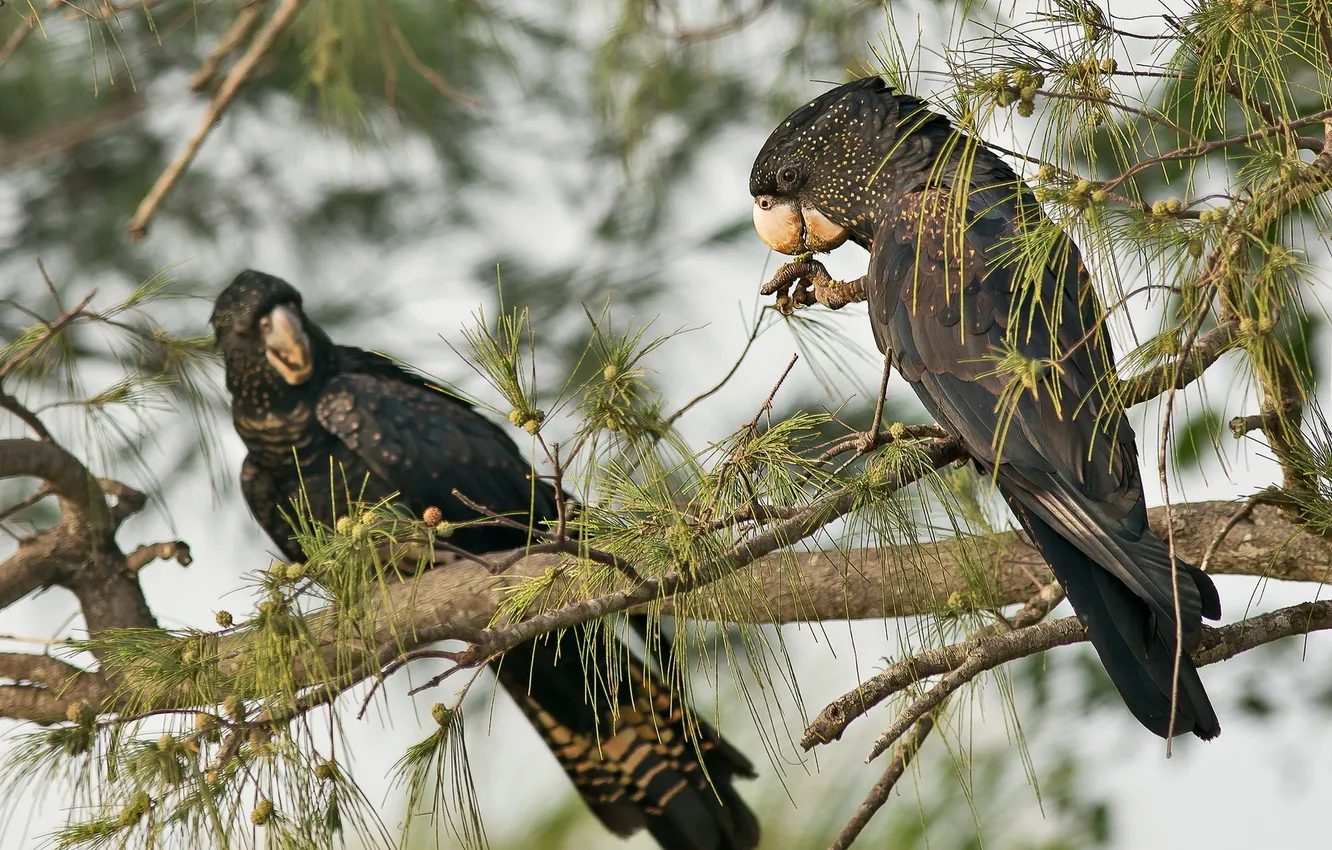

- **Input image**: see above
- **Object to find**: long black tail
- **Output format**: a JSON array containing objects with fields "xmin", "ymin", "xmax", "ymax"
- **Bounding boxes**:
[
  {"xmin": 1007, "ymin": 499, "xmax": 1221, "ymax": 740},
  {"xmin": 494, "ymin": 625, "xmax": 759, "ymax": 850}
]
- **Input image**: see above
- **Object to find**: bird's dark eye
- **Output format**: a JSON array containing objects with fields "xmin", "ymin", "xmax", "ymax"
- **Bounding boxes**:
[{"xmin": 777, "ymin": 165, "xmax": 801, "ymax": 188}]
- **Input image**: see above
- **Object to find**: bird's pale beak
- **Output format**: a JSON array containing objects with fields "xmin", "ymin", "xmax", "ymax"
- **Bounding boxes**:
[
  {"xmin": 801, "ymin": 204, "xmax": 850, "ymax": 252},
  {"xmin": 752, "ymin": 197, "xmax": 849, "ymax": 255},
  {"xmin": 262, "ymin": 305, "xmax": 314, "ymax": 385}
]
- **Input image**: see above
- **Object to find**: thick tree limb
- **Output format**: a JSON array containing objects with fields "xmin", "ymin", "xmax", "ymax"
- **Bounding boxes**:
[
  {"xmin": 0, "ymin": 684, "xmax": 76, "ymax": 725},
  {"xmin": 0, "ymin": 652, "xmax": 109, "ymax": 724},
  {"xmin": 0, "ymin": 439, "xmax": 109, "ymax": 526},
  {"xmin": 1, "ymin": 420, "xmax": 165, "ymax": 687},
  {"xmin": 0, "ymin": 438, "xmax": 158, "ymax": 632},
  {"xmin": 3, "ymin": 467, "xmax": 1326, "ymax": 728},
  {"xmin": 181, "ymin": 498, "xmax": 1325, "ymax": 717}
]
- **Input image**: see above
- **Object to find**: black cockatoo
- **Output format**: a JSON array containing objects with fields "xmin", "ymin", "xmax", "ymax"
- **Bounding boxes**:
[
  {"xmin": 212, "ymin": 270, "xmax": 759, "ymax": 848},
  {"xmin": 748, "ymin": 76, "xmax": 1222, "ymax": 740}
]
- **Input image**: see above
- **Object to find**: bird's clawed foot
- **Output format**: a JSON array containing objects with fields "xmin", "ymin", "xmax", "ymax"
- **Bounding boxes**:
[{"xmin": 761, "ymin": 259, "xmax": 867, "ymax": 315}]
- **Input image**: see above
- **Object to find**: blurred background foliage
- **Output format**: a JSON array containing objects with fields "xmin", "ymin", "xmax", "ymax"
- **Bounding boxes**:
[{"xmin": 2, "ymin": 1, "xmax": 1331, "ymax": 848}]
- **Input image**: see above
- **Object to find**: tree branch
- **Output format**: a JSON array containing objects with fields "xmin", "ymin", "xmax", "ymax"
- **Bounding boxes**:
[
  {"xmin": 124, "ymin": 541, "xmax": 193, "ymax": 576},
  {"xmin": 1229, "ymin": 125, "xmax": 1332, "ymax": 494},
  {"xmin": 1118, "ymin": 318, "xmax": 1241, "ymax": 407},
  {"xmin": 1103, "ymin": 104, "xmax": 1332, "ymax": 192},
  {"xmin": 0, "ymin": 439, "xmax": 110, "ymax": 530},
  {"xmin": 0, "ymin": 0, "xmax": 62, "ymax": 75},
  {"xmin": 0, "ymin": 652, "xmax": 109, "ymax": 725},
  {"xmin": 1222, "ymin": 77, "xmax": 1323, "ymax": 153},
  {"xmin": 0, "ymin": 684, "xmax": 77, "ymax": 725},
  {"xmin": 828, "ymin": 709, "xmax": 940, "ymax": 850},
  {"xmin": 86, "ymin": 498, "xmax": 1314, "ymax": 728},
  {"xmin": 812, "ymin": 599, "xmax": 1332, "ymax": 760},
  {"xmin": 189, "ymin": 0, "xmax": 267, "ymax": 92},
  {"xmin": 127, "ymin": 0, "xmax": 306, "ymax": 240},
  {"xmin": 0, "ymin": 440, "xmax": 159, "ymax": 631}
]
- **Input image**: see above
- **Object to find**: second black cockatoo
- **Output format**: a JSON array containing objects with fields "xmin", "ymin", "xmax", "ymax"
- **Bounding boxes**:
[
  {"xmin": 748, "ymin": 76, "xmax": 1222, "ymax": 740},
  {"xmin": 212, "ymin": 270, "xmax": 759, "ymax": 849}
]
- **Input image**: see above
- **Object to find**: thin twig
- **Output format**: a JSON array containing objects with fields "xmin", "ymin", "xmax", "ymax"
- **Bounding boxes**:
[
  {"xmin": 543, "ymin": 439, "xmax": 568, "ymax": 541},
  {"xmin": 698, "ymin": 353, "xmax": 801, "ymax": 523},
  {"xmin": 828, "ymin": 709, "xmax": 939, "ymax": 850},
  {"xmin": 442, "ymin": 489, "xmax": 638, "ymax": 578},
  {"xmin": 1158, "ymin": 371, "xmax": 1185, "ymax": 753},
  {"xmin": 695, "ymin": 503, "xmax": 805, "ymax": 534},
  {"xmin": 1034, "ymin": 87, "xmax": 1203, "ymax": 145},
  {"xmin": 189, "ymin": 0, "xmax": 267, "ymax": 92},
  {"xmin": 0, "ymin": 390, "xmax": 53, "ymax": 442},
  {"xmin": 817, "ymin": 425, "xmax": 952, "ymax": 463},
  {"xmin": 490, "ymin": 539, "xmax": 642, "ymax": 583},
  {"xmin": 1219, "ymin": 70, "xmax": 1322, "ymax": 153},
  {"xmin": 1315, "ymin": 7, "xmax": 1332, "ymax": 68},
  {"xmin": 1103, "ymin": 104, "xmax": 1332, "ymax": 192},
  {"xmin": 405, "ymin": 657, "xmax": 487, "ymax": 702},
  {"xmin": 356, "ymin": 648, "xmax": 461, "ymax": 720},
  {"xmin": 804, "ymin": 582, "xmax": 1064, "ymax": 750},
  {"xmin": 744, "ymin": 354, "xmax": 799, "ymax": 434},
  {"xmin": 124, "ymin": 541, "xmax": 193, "ymax": 575},
  {"xmin": 405, "ymin": 658, "xmax": 475, "ymax": 697},
  {"xmin": 127, "ymin": 0, "xmax": 306, "ymax": 240},
  {"xmin": 35, "ymin": 259, "xmax": 64, "ymax": 314},
  {"xmin": 1199, "ymin": 498, "xmax": 1258, "ymax": 574},
  {"xmin": 0, "ymin": 0, "xmax": 60, "ymax": 72},
  {"xmin": 865, "ymin": 653, "xmax": 982, "ymax": 762},
  {"xmin": 0, "ymin": 292, "xmax": 97, "ymax": 382},
  {"xmin": 387, "ymin": 20, "xmax": 481, "ymax": 107},
  {"xmin": 432, "ymin": 539, "xmax": 508, "ymax": 574},
  {"xmin": 664, "ymin": 312, "xmax": 764, "ymax": 428},
  {"xmin": 674, "ymin": 0, "xmax": 775, "ymax": 44},
  {"xmin": 448, "ymin": 490, "xmax": 540, "ymax": 534},
  {"xmin": 855, "ymin": 353, "xmax": 892, "ymax": 454}
]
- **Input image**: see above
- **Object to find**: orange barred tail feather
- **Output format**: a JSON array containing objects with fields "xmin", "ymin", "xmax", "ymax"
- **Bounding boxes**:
[{"xmin": 495, "ymin": 626, "xmax": 759, "ymax": 850}]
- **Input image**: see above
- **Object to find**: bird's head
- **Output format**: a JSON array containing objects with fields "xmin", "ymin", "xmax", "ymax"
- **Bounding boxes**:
[
  {"xmin": 750, "ymin": 76, "xmax": 936, "ymax": 255},
  {"xmin": 211, "ymin": 270, "xmax": 322, "ymax": 390}
]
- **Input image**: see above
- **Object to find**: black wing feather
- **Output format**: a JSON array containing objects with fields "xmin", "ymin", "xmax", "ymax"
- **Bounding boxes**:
[
  {"xmin": 304, "ymin": 347, "xmax": 759, "ymax": 845},
  {"xmin": 868, "ymin": 174, "xmax": 1221, "ymax": 739},
  {"xmin": 314, "ymin": 363, "xmax": 557, "ymax": 537}
]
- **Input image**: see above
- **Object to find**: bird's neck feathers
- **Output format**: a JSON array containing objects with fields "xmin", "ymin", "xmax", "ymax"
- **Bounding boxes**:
[
  {"xmin": 224, "ymin": 327, "xmax": 334, "ymax": 419},
  {"xmin": 839, "ymin": 93, "xmax": 1023, "ymax": 241}
]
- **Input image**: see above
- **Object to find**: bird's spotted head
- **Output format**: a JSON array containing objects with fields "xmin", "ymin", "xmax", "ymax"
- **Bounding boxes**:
[
  {"xmin": 750, "ymin": 76, "xmax": 933, "ymax": 254},
  {"xmin": 211, "ymin": 270, "xmax": 321, "ymax": 390}
]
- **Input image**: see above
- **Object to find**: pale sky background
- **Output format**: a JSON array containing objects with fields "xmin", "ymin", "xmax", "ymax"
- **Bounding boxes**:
[{"xmin": 1, "ymin": 0, "xmax": 1329, "ymax": 847}]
